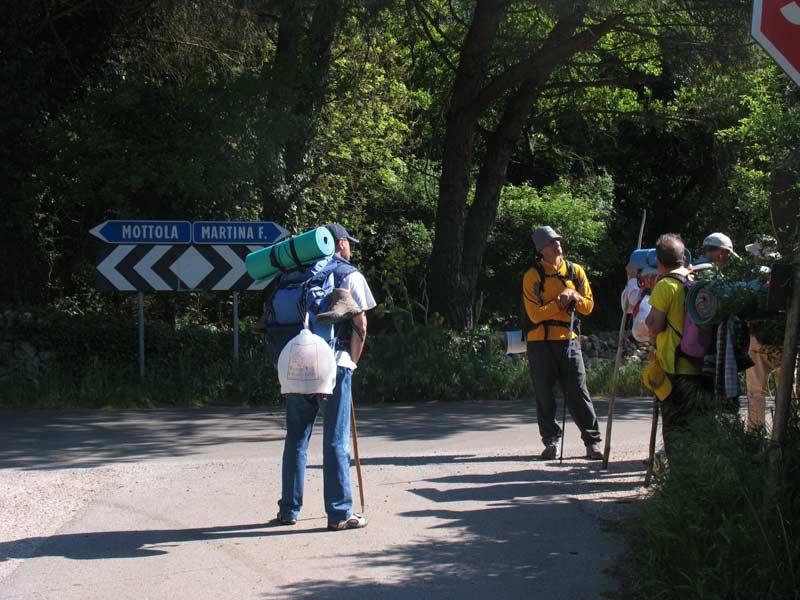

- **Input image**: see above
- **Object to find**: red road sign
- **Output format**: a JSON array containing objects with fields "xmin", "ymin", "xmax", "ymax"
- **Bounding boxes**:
[{"xmin": 752, "ymin": 0, "xmax": 800, "ymax": 86}]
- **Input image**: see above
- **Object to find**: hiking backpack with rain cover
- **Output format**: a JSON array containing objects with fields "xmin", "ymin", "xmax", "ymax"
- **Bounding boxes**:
[{"xmin": 664, "ymin": 272, "xmax": 713, "ymax": 361}]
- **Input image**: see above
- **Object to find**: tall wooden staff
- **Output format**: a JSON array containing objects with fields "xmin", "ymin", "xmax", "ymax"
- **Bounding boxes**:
[
  {"xmin": 350, "ymin": 399, "xmax": 365, "ymax": 513},
  {"xmin": 602, "ymin": 210, "xmax": 646, "ymax": 469}
]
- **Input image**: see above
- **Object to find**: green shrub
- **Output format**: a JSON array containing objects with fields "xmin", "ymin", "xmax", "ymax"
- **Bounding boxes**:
[
  {"xmin": 585, "ymin": 359, "xmax": 648, "ymax": 397},
  {"xmin": 353, "ymin": 326, "xmax": 531, "ymax": 402},
  {"xmin": 630, "ymin": 414, "xmax": 800, "ymax": 600}
]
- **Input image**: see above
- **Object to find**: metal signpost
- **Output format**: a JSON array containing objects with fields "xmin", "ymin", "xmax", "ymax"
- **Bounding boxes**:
[{"xmin": 92, "ymin": 220, "xmax": 289, "ymax": 378}]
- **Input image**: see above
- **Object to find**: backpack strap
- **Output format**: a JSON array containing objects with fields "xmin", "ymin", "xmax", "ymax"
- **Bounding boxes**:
[
  {"xmin": 330, "ymin": 256, "xmax": 358, "ymax": 288},
  {"xmin": 268, "ymin": 238, "xmax": 304, "ymax": 273},
  {"xmin": 524, "ymin": 258, "xmax": 583, "ymax": 340}
]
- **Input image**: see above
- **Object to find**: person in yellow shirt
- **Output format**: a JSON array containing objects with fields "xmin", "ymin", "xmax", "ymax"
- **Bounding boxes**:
[
  {"xmin": 523, "ymin": 226, "xmax": 603, "ymax": 460},
  {"xmin": 645, "ymin": 233, "xmax": 713, "ymax": 458}
]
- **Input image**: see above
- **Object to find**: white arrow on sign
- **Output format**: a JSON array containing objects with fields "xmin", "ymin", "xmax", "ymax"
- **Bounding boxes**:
[
  {"xmin": 133, "ymin": 245, "xmax": 172, "ymax": 291},
  {"xmin": 97, "ymin": 245, "xmax": 136, "ymax": 291},
  {"xmin": 211, "ymin": 245, "xmax": 247, "ymax": 290},
  {"xmin": 245, "ymin": 246, "xmax": 276, "ymax": 290}
]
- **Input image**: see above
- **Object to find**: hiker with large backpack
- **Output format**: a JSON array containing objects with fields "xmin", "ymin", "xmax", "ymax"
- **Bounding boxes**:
[
  {"xmin": 271, "ymin": 223, "xmax": 376, "ymax": 531},
  {"xmin": 644, "ymin": 234, "xmax": 714, "ymax": 459},
  {"xmin": 522, "ymin": 226, "xmax": 603, "ymax": 461}
]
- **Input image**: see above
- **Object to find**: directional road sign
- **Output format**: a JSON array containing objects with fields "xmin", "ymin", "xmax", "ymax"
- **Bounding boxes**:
[
  {"xmin": 96, "ymin": 244, "xmax": 275, "ymax": 292},
  {"xmin": 752, "ymin": 0, "xmax": 800, "ymax": 87},
  {"xmin": 91, "ymin": 220, "xmax": 289, "ymax": 245},
  {"xmin": 90, "ymin": 221, "xmax": 192, "ymax": 245},
  {"xmin": 193, "ymin": 221, "xmax": 289, "ymax": 245}
]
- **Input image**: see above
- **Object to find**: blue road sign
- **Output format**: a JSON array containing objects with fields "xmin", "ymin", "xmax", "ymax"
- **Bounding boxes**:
[
  {"xmin": 192, "ymin": 221, "xmax": 289, "ymax": 245},
  {"xmin": 90, "ymin": 220, "xmax": 192, "ymax": 244}
]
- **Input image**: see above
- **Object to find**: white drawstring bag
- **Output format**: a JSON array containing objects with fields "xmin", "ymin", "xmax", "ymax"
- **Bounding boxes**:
[
  {"xmin": 277, "ymin": 328, "xmax": 337, "ymax": 395},
  {"xmin": 631, "ymin": 295, "xmax": 652, "ymax": 343}
]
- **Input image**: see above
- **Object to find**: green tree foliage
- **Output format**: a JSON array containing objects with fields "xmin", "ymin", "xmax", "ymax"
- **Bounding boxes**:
[
  {"xmin": 2, "ymin": 0, "xmax": 798, "ymax": 338},
  {"xmin": 481, "ymin": 175, "xmax": 614, "ymax": 326}
]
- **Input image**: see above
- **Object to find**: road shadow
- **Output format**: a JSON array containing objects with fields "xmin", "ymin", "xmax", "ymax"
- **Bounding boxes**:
[
  {"xmin": 1, "ymin": 445, "xmax": 643, "ymax": 599},
  {"xmin": 0, "ymin": 399, "xmax": 654, "ymax": 471},
  {"xmin": 354, "ymin": 399, "xmax": 653, "ymax": 444},
  {"xmin": 0, "ymin": 409, "xmax": 286, "ymax": 470},
  {"xmin": 262, "ymin": 461, "xmax": 641, "ymax": 599},
  {"xmin": 0, "ymin": 522, "xmax": 323, "ymax": 562}
]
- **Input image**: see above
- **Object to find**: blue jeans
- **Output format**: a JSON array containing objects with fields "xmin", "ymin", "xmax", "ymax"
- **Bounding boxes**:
[{"xmin": 278, "ymin": 367, "xmax": 353, "ymax": 525}]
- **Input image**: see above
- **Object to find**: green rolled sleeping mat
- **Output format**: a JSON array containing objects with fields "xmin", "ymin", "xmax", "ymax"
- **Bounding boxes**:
[
  {"xmin": 245, "ymin": 226, "xmax": 335, "ymax": 281},
  {"xmin": 686, "ymin": 279, "xmax": 768, "ymax": 325}
]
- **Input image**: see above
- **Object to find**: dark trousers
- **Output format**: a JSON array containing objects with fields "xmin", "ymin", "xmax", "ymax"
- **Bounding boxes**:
[
  {"xmin": 660, "ymin": 374, "xmax": 714, "ymax": 459},
  {"xmin": 527, "ymin": 339, "xmax": 602, "ymax": 446}
]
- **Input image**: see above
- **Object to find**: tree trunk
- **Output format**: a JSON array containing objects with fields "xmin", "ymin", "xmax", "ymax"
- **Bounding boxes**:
[
  {"xmin": 430, "ymin": 6, "xmax": 622, "ymax": 328},
  {"xmin": 428, "ymin": 0, "xmax": 505, "ymax": 326},
  {"xmin": 257, "ymin": 0, "xmax": 343, "ymax": 222}
]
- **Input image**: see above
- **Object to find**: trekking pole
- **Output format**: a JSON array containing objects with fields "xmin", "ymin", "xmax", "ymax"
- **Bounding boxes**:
[
  {"xmin": 644, "ymin": 397, "xmax": 659, "ymax": 486},
  {"xmin": 560, "ymin": 306, "xmax": 577, "ymax": 464},
  {"xmin": 350, "ymin": 398, "xmax": 365, "ymax": 512},
  {"xmin": 603, "ymin": 209, "xmax": 647, "ymax": 469}
]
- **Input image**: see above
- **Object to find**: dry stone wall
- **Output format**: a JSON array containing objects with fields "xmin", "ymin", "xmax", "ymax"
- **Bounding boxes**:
[{"xmin": 0, "ymin": 311, "xmax": 52, "ymax": 382}]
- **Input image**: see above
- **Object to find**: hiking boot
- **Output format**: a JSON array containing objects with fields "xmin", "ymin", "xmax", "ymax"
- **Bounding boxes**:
[
  {"xmin": 586, "ymin": 443, "xmax": 603, "ymax": 460},
  {"xmin": 315, "ymin": 289, "xmax": 363, "ymax": 325},
  {"xmin": 272, "ymin": 512, "xmax": 297, "ymax": 526},
  {"xmin": 327, "ymin": 513, "xmax": 368, "ymax": 531},
  {"xmin": 540, "ymin": 441, "xmax": 558, "ymax": 460}
]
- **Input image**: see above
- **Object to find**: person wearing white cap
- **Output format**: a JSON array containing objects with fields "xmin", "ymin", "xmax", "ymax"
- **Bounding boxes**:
[{"xmin": 692, "ymin": 232, "xmax": 739, "ymax": 270}]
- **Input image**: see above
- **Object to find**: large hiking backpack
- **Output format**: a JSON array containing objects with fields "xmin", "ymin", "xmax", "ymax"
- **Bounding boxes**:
[
  {"xmin": 519, "ymin": 258, "xmax": 584, "ymax": 341},
  {"xmin": 262, "ymin": 255, "xmax": 356, "ymax": 367},
  {"xmin": 664, "ymin": 273, "xmax": 713, "ymax": 360}
]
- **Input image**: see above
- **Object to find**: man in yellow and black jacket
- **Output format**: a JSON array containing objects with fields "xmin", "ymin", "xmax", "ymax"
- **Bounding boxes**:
[{"xmin": 523, "ymin": 226, "xmax": 603, "ymax": 460}]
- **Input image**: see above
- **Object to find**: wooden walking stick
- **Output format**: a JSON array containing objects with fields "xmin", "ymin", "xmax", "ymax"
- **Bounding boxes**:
[
  {"xmin": 350, "ymin": 399, "xmax": 365, "ymax": 512},
  {"xmin": 602, "ymin": 210, "xmax": 647, "ymax": 469},
  {"xmin": 644, "ymin": 397, "xmax": 659, "ymax": 486}
]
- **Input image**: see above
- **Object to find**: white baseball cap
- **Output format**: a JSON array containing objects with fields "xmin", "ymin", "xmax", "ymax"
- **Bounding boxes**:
[{"xmin": 702, "ymin": 232, "xmax": 739, "ymax": 258}]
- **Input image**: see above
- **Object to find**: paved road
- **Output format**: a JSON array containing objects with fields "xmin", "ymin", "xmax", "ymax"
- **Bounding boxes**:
[{"xmin": 0, "ymin": 398, "xmax": 656, "ymax": 599}]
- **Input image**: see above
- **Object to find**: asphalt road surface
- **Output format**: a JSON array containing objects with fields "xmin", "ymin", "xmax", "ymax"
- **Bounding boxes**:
[{"xmin": 0, "ymin": 398, "xmax": 657, "ymax": 600}]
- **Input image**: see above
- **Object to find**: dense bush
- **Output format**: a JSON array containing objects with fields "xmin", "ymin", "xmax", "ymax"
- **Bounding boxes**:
[
  {"xmin": 354, "ymin": 327, "xmax": 531, "ymax": 403},
  {"xmin": 630, "ymin": 414, "xmax": 800, "ymax": 599},
  {"xmin": 0, "ymin": 312, "xmax": 643, "ymax": 408}
]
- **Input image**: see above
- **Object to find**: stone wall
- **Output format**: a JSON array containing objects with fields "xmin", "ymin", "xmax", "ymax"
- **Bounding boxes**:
[
  {"xmin": 0, "ymin": 311, "xmax": 51, "ymax": 382},
  {"xmin": 579, "ymin": 331, "xmax": 649, "ymax": 369}
]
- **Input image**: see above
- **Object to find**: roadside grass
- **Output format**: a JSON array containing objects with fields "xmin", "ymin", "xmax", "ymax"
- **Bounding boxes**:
[
  {"xmin": 586, "ymin": 359, "xmax": 647, "ymax": 397},
  {"xmin": 627, "ymin": 414, "xmax": 800, "ymax": 600},
  {"xmin": 0, "ymin": 353, "xmax": 280, "ymax": 409}
]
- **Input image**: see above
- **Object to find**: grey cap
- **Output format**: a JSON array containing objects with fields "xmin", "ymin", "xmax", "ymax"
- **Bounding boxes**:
[
  {"xmin": 702, "ymin": 232, "xmax": 739, "ymax": 258},
  {"xmin": 325, "ymin": 223, "xmax": 360, "ymax": 244},
  {"xmin": 532, "ymin": 226, "xmax": 562, "ymax": 252}
]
